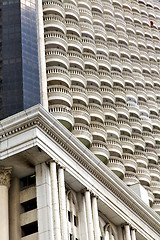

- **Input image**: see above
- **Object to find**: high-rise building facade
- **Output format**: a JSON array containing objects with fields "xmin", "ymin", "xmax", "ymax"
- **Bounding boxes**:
[{"xmin": 0, "ymin": 0, "xmax": 160, "ymax": 239}]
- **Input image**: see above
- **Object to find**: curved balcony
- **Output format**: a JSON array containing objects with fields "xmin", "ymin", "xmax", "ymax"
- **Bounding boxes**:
[
  {"xmin": 107, "ymin": 138, "xmax": 123, "ymax": 157},
  {"xmin": 82, "ymin": 37, "xmax": 96, "ymax": 55},
  {"xmin": 109, "ymin": 56, "xmax": 122, "ymax": 72},
  {"xmin": 123, "ymin": 171, "xmax": 139, "ymax": 185},
  {"xmin": 90, "ymin": 140, "xmax": 110, "ymax": 163},
  {"xmin": 133, "ymin": 72, "xmax": 145, "ymax": 87},
  {"xmin": 123, "ymin": 153, "xmax": 137, "ymax": 172},
  {"xmin": 105, "ymin": 17, "xmax": 116, "ymax": 31},
  {"xmin": 150, "ymin": 181, "xmax": 160, "ymax": 196},
  {"xmin": 43, "ymin": 15, "xmax": 66, "ymax": 34},
  {"xmin": 103, "ymin": 1, "xmax": 114, "ymax": 15},
  {"xmin": 142, "ymin": 131, "xmax": 155, "ymax": 147},
  {"xmin": 104, "ymin": 120, "xmax": 120, "ymax": 139},
  {"xmin": 64, "ymin": 3, "xmax": 79, "ymax": 21},
  {"xmin": 107, "ymin": 156, "xmax": 125, "ymax": 179},
  {"xmin": 113, "ymin": 86, "xmax": 126, "ymax": 103},
  {"xmin": 152, "ymin": 199, "xmax": 160, "ymax": 214},
  {"xmin": 111, "ymin": 71, "xmax": 124, "ymax": 88},
  {"xmin": 131, "ymin": 58, "xmax": 142, "ymax": 73},
  {"xmin": 126, "ymin": 21, "xmax": 135, "ymax": 34},
  {"xmin": 127, "ymin": 101, "xmax": 140, "ymax": 117},
  {"xmin": 150, "ymin": 61, "xmax": 159, "ymax": 74},
  {"xmin": 136, "ymin": 86, "xmax": 147, "ymax": 102},
  {"xmin": 138, "ymin": 101, "xmax": 150, "ymax": 117},
  {"xmin": 117, "ymin": 118, "xmax": 132, "ymax": 136},
  {"xmin": 85, "ymin": 69, "xmax": 100, "ymax": 87},
  {"xmin": 146, "ymin": 37, "xmax": 154, "ymax": 49},
  {"xmin": 153, "ymin": 129, "xmax": 160, "ymax": 142},
  {"xmin": 99, "ymin": 70, "xmax": 113, "ymax": 88},
  {"xmin": 144, "ymin": 186, "xmax": 154, "ymax": 205},
  {"xmin": 129, "ymin": 117, "xmax": 142, "ymax": 133},
  {"xmin": 132, "ymin": 133, "xmax": 145, "ymax": 150},
  {"xmin": 123, "ymin": 72, "xmax": 135, "ymax": 87},
  {"xmin": 48, "ymin": 85, "xmax": 72, "ymax": 107},
  {"xmin": 92, "ymin": 11, "xmax": 105, "ymax": 28},
  {"xmin": 69, "ymin": 68, "xmax": 86, "ymax": 87},
  {"xmin": 88, "ymin": 103, "xmax": 105, "ymax": 123},
  {"xmin": 121, "ymin": 57, "xmax": 133, "ymax": 72},
  {"xmin": 45, "ymin": 49, "xmax": 69, "ymax": 69},
  {"xmin": 128, "ymin": 33, "xmax": 137, "ymax": 46},
  {"xmin": 129, "ymin": 45, "xmax": 140, "ymax": 59},
  {"xmin": 137, "ymin": 167, "xmax": 151, "ymax": 186},
  {"xmin": 43, "ymin": 0, "xmax": 65, "ymax": 18},
  {"xmin": 68, "ymin": 50, "xmax": 84, "ymax": 70},
  {"xmin": 119, "ymin": 44, "xmax": 130, "ymax": 58},
  {"xmin": 71, "ymin": 86, "xmax": 88, "ymax": 106},
  {"xmin": 120, "ymin": 135, "xmax": 135, "ymax": 154},
  {"xmin": 148, "ymin": 100, "xmax": 159, "ymax": 116},
  {"xmin": 107, "ymin": 41, "xmax": 119, "ymax": 55},
  {"xmin": 87, "ymin": 86, "xmax": 103, "ymax": 105},
  {"xmin": 90, "ymin": 121, "xmax": 107, "ymax": 142},
  {"xmin": 115, "ymin": 102, "xmax": 130, "ymax": 119},
  {"xmin": 140, "ymin": 116, "xmax": 152, "ymax": 132},
  {"xmin": 100, "ymin": 86, "xmax": 115, "ymax": 104},
  {"xmin": 79, "ymin": 22, "xmax": 95, "ymax": 40},
  {"xmin": 72, "ymin": 104, "xmax": 90, "ymax": 125},
  {"xmin": 67, "ymin": 34, "xmax": 83, "ymax": 53},
  {"xmin": 134, "ymin": 150, "xmax": 148, "ymax": 168},
  {"xmin": 116, "ymin": 18, "xmax": 126, "ymax": 32},
  {"xmin": 143, "ymin": 73, "xmax": 153, "ymax": 86},
  {"xmin": 83, "ymin": 52, "xmax": 98, "ymax": 71},
  {"xmin": 96, "ymin": 39, "xmax": 109, "ymax": 56},
  {"xmin": 49, "ymin": 104, "xmax": 74, "ymax": 130},
  {"xmin": 94, "ymin": 25, "xmax": 107, "ymax": 41},
  {"xmin": 148, "ymin": 163, "xmax": 160, "ymax": 181},
  {"xmin": 72, "ymin": 123, "xmax": 92, "ymax": 147},
  {"xmin": 125, "ymin": 86, "xmax": 137, "ymax": 103},
  {"xmin": 47, "ymin": 66, "xmax": 71, "ymax": 87},
  {"xmin": 65, "ymin": 19, "xmax": 81, "ymax": 37},
  {"xmin": 91, "ymin": 0, "xmax": 103, "ymax": 13},
  {"xmin": 78, "ymin": 0, "xmax": 91, "ymax": 10},
  {"xmin": 103, "ymin": 103, "xmax": 118, "ymax": 121},
  {"xmin": 97, "ymin": 54, "xmax": 110, "ymax": 71},
  {"xmin": 44, "ymin": 31, "xmax": 67, "ymax": 51},
  {"xmin": 145, "ymin": 147, "xmax": 158, "ymax": 164}
]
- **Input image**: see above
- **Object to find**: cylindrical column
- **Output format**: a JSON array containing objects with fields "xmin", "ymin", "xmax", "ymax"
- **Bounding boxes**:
[
  {"xmin": 84, "ymin": 190, "xmax": 94, "ymax": 240},
  {"xmin": 58, "ymin": 166, "xmax": 68, "ymax": 240},
  {"xmin": 124, "ymin": 224, "xmax": 131, "ymax": 240},
  {"xmin": 131, "ymin": 228, "xmax": 136, "ymax": 240},
  {"xmin": 92, "ymin": 196, "xmax": 100, "ymax": 240},
  {"xmin": 0, "ymin": 167, "xmax": 12, "ymax": 240},
  {"xmin": 50, "ymin": 161, "xmax": 61, "ymax": 240},
  {"xmin": 9, "ymin": 177, "xmax": 21, "ymax": 240}
]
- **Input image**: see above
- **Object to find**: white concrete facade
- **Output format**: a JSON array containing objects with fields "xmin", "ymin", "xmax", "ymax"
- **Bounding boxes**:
[{"xmin": 0, "ymin": 105, "xmax": 160, "ymax": 239}]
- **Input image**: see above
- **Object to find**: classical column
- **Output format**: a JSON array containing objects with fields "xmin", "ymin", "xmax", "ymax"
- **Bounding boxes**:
[
  {"xmin": 131, "ymin": 228, "xmax": 136, "ymax": 240},
  {"xmin": 36, "ymin": 163, "xmax": 54, "ymax": 240},
  {"xmin": 92, "ymin": 195, "xmax": 100, "ymax": 240},
  {"xmin": 0, "ymin": 167, "xmax": 12, "ymax": 240},
  {"xmin": 84, "ymin": 190, "xmax": 94, "ymax": 240},
  {"xmin": 124, "ymin": 224, "xmax": 131, "ymax": 240},
  {"xmin": 50, "ymin": 161, "xmax": 61, "ymax": 240},
  {"xmin": 58, "ymin": 166, "xmax": 68, "ymax": 240},
  {"xmin": 9, "ymin": 177, "xmax": 21, "ymax": 240}
]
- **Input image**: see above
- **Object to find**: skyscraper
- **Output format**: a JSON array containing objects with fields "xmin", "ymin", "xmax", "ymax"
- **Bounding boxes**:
[{"xmin": 0, "ymin": 0, "xmax": 160, "ymax": 239}]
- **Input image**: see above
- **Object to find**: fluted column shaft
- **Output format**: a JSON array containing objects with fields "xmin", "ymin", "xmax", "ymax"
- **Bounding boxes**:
[
  {"xmin": 124, "ymin": 225, "xmax": 131, "ymax": 240},
  {"xmin": 58, "ymin": 166, "xmax": 68, "ymax": 240},
  {"xmin": 131, "ymin": 229, "xmax": 136, "ymax": 240},
  {"xmin": 50, "ymin": 161, "xmax": 61, "ymax": 240},
  {"xmin": 92, "ymin": 196, "xmax": 100, "ymax": 240},
  {"xmin": 0, "ymin": 167, "xmax": 12, "ymax": 240},
  {"xmin": 84, "ymin": 190, "xmax": 94, "ymax": 240}
]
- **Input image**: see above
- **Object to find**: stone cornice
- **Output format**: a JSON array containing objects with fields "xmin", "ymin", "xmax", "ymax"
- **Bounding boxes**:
[
  {"xmin": 0, "ymin": 104, "xmax": 160, "ymax": 235},
  {"xmin": 0, "ymin": 167, "xmax": 12, "ymax": 188}
]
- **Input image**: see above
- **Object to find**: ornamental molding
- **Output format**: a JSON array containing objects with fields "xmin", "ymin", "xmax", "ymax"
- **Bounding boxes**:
[
  {"xmin": 0, "ymin": 104, "xmax": 160, "ymax": 234},
  {"xmin": 0, "ymin": 167, "xmax": 12, "ymax": 188}
]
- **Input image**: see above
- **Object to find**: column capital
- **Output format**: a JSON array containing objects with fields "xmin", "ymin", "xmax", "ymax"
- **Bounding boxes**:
[{"xmin": 0, "ymin": 167, "xmax": 12, "ymax": 188}]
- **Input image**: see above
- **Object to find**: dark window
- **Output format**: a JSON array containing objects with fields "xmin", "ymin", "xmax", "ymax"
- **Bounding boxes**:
[
  {"xmin": 21, "ymin": 198, "xmax": 37, "ymax": 213},
  {"xmin": 68, "ymin": 211, "xmax": 71, "ymax": 222},
  {"xmin": 20, "ymin": 174, "xmax": 36, "ymax": 189},
  {"xmin": 69, "ymin": 233, "xmax": 73, "ymax": 240},
  {"xmin": 21, "ymin": 221, "xmax": 38, "ymax": 237},
  {"xmin": 74, "ymin": 215, "xmax": 78, "ymax": 227}
]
